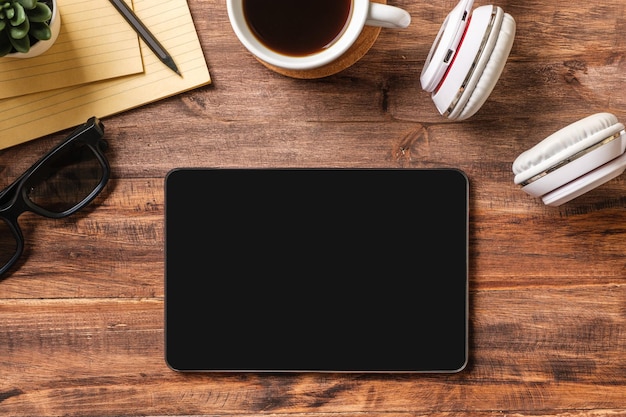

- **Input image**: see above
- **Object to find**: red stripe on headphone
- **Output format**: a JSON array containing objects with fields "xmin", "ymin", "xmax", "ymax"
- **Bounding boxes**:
[{"xmin": 435, "ymin": 15, "xmax": 472, "ymax": 94}]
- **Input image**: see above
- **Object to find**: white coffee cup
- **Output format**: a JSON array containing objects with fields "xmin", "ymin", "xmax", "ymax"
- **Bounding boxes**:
[{"xmin": 227, "ymin": 0, "xmax": 411, "ymax": 71}]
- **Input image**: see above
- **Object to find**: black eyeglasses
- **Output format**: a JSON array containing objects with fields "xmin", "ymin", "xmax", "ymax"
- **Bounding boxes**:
[{"xmin": 0, "ymin": 117, "xmax": 110, "ymax": 278}]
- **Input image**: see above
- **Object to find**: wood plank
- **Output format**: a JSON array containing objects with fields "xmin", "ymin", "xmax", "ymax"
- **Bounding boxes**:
[{"xmin": 0, "ymin": 292, "xmax": 624, "ymax": 415}]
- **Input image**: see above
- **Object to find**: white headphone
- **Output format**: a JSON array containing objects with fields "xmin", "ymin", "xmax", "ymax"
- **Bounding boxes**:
[
  {"xmin": 420, "ymin": 0, "xmax": 515, "ymax": 120},
  {"xmin": 513, "ymin": 113, "xmax": 626, "ymax": 206}
]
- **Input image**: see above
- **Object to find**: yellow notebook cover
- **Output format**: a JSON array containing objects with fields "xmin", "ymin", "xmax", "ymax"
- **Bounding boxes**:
[{"xmin": 0, "ymin": 0, "xmax": 212, "ymax": 150}]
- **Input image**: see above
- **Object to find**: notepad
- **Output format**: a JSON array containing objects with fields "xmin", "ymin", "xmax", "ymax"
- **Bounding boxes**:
[
  {"xmin": 0, "ymin": 0, "xmax": 212, "ymax": 150},
  {"xmin": 0, "ymin": 0, "xmax": 144, "ymax": 99}
]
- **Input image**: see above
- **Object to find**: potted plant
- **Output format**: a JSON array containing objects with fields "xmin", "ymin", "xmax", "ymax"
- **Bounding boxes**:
[{"xmin": 0, "ymin": 0, "xmax": 60, "ymax": 58}]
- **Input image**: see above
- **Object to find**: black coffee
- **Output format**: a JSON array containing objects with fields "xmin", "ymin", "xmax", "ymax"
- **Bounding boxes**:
[{"xmin": 242, "ymin": 0, "xmax": 352, "ymax": 57}]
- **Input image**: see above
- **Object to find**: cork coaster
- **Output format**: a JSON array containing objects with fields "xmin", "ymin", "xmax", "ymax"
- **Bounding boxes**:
[{"xmin": 259, "ymin": 0, "xmax": 386, "ymax": 79}]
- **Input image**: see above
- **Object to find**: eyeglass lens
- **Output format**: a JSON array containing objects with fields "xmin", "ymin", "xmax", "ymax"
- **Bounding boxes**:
[
  {"xmin": 0, "ymin": 218, "xmax": 18, "ymax": 269},
  {"xmin": 24, "ymin": 141, "xmax": 105, "ymax": 213}
]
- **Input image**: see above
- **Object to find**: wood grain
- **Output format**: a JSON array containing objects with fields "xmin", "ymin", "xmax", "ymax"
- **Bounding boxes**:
[{"xmin": 1, "ymin": 0, "xmax": 625, "ymax": 415}]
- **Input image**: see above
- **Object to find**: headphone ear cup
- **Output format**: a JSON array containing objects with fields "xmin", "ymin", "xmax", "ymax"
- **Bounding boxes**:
[
  {"xmin": 540, "ymin": 152, "xmax": 626, "ymax": 206},
  {"xmin": 513, "ymin": 113, "xmax": 626, "ymax": 206},
  {"xmin": 430, "ymin": 5, "xmax": 515, "ymax": 120},
  {"xmin": 514, "ymin": 113, "xmax": 620, "ymax": 182},
  {"xmin": 451, "ymin": 9, "xmax": 515, "ymax": 120}
]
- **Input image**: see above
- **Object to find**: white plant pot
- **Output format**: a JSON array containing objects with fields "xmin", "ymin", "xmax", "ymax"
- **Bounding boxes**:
[{"xmin": 5, "ymin": 0, "xmax": 61, "ymax": 58}]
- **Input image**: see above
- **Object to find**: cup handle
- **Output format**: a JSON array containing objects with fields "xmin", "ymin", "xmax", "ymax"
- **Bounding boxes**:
[{"xmin": 366, "ymin": 2, "xmax": 411, "ymax": 28}]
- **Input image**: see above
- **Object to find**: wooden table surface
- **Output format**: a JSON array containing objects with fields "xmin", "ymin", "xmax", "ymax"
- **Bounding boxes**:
[{"xmin": 1, "ymin": 0, "xmax": 625, "ymax": 415}]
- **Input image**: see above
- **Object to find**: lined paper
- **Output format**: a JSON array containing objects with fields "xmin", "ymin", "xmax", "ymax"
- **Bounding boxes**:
[
  {"xmin": 0, "ymin": 0, "xmax": 211, "ymax": 150},
  {"xmin": 0, "ymin": 0, "xmax": 144, "ymax": 99}
]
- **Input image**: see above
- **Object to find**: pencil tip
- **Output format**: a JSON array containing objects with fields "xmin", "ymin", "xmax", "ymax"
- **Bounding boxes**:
[
  {"xmin": 167, "ymin": 64, "xmax": 182, "ymax": 77},
  {"xmin": 168, "ymin": 62, "xmax": 181, "ymax": 76}
]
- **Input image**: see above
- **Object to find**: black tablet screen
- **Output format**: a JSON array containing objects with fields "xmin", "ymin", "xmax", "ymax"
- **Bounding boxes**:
[{"xmin": 165, "ymin": 168, "xmax": 468, "ymax": 372}]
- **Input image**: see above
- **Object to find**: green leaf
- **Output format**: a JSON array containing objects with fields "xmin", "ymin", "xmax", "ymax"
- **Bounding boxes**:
[
  {"xmin": 0, "ymin": 29, "xmax": 13, "ymax": 56},
  {"xmin": 27, "ymin": 2, "xmax": 51, "ymax": 22},
  {"xmin": 29, "ymin": 20, "xmax": 49, "ymax": 40},
  {"xmin": 8, "ymin": 29, "xmax": 29, "ymax": 52},
  {"xmin": 8, "ymin": 17, "xmax": 27, "ymax": 38},
  {"xmin": 9, "ymin": 2, "xmax": 25, "ymax": 26},
  {"xmin": 17, "ymin": 0, "xmax": 37, "ymax": 10},
  {"xmin": 0, "ymin": 20, "xmax": 5, "ymax": 31}
]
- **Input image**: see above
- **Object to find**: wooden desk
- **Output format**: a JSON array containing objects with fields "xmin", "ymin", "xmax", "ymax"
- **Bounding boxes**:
[{"xmin": 1, "ymin": 0, "xmax": 625, "ymax": 415}]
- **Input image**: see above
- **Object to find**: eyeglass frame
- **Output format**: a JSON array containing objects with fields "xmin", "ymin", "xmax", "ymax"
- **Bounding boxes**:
[{"xmin": 0, "ymin": 116, "xmax": 110, "ymax": 277}]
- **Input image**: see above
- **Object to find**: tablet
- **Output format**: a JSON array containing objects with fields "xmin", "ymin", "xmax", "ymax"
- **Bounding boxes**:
[{"xmin": 165, "ymin": 168, "xmax": 469, "ymax": 373}]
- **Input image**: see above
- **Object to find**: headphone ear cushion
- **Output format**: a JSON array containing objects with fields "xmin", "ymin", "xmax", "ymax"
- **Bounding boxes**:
[
  {"xmin": 513, "ymin": 113, "xmax": 620, "ymax": 182},
  {"xmin": 512, "ymin": 112, "xmax": 626, "ymax": 205},
  {"xmin": 451, "ymin": 8, "xmax": 516, "ymax": 120}
]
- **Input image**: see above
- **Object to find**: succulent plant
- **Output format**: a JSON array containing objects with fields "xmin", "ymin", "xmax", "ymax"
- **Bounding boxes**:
[{"xmin": 0, "ymin": 0, "xmax": 53, "ymax": 56}]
